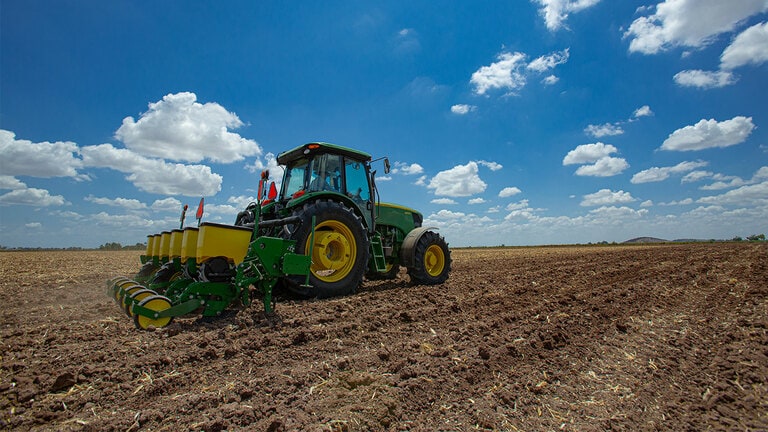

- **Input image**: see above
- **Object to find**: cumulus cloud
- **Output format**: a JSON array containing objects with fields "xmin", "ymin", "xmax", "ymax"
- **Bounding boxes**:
[
  {"xmin": 80, "ymin": 143, "xmax": 223, "ymax": 196},
  {"xmin": 527, "ymin": 49, "xmax": 570, "ymax": 72},
  {"xmin": 151, "ymin": 197, "xmax": 184, "ymax": 213},
  {"xmin": 532, "ymin": 0, "xmax": 602, "ymax": 31},
  {"xmin": 580, "ymin": 189, "xmax": 636, "ymax": 207},
  {"xmin": 720, "ymin": 22, "xmax": 768, "ymax": 69},
  {"xmin": 85, "ymin": 195, "xmax": 147, "ymax": 210},
  {"xmin": 468, "ymin": 198, "xmax": 486, "ymax": 205},
  {"xmin": 631, "ymin": 160, "xmax": 709, "ymax": 184},
  {"xmin": 661, "ymin": 116, "xmax": 755, "ymax": 151},
  {"xmin": 0, "ymin": 130, "xmax": 85, "ymax": 179},
  {"xmin": 0, "ymin": 176, "xmax": 26, "ymax": 190},
  {"xmin": 625, "ymin": 0, "xmax": 768, "ymax": 54},
  {"xmin": 471, "ymin": 52, "xmax": 528, "ymax": 95},
  {"xmin": 115, "ymin": 92, "xmax": 262, "ymax": 164},
  {"xmin": 0, "ymin": 188, "xmax": 67, "ymax": 207},
  {"xmin": 451, "ymin": 104, "xmax": 477, "ymax": 115},
  {"xmin": 563, "ymin": 142, "xmax": 618, "ymax": 165},
  {"xmin": 470, "ymin": 49, "xmax": 569, "ymax": 95},
  {"xmin": 633, "ymin": 105, "xmax": 654, "ymax": 118},
  {"xmin": 478, "ymin": 160, "xmax": 503, "ymax": 171},
  {"xmin": 697, "ymin": 181, "xmax": 768, "ymax": 206},
  {"xmin": 392, "ymin": 162, "xmax": 425, "ymax": 175},
  {"xmin": 499, "ymin": 187, "xmax": 522, "ymax": 198},
  {"xmin": 574, "ymin": 157, "xmax": 629, "ymax": 177},
  {"xmin": 584, "ymin": 123, "xmax": 624, "ymax": 138},
  {"xmin": 542, "ymin": 75, "xmax": 559, "ymax": 85},
  {"xmin": 427, "ymin": 161, "xmax": 487, "ymax": 197},
  {"xmin": 432, "ymin": 198, "xmax": 458, "ymax": 205},
  {"xmin": 673, "ymin": 70, "xmax": 737, "ymax": 89},
  {"xmin": 563, "ymin": 142, "xmax": 629, "ymax": 177}
]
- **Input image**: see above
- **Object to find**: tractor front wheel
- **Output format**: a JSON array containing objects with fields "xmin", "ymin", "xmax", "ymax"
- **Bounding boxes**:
[
  {"xmin": 407, "ymin": 231, "xmax": 451, "ymax": 285},
  {"xmin": 288, "ymin": 200, "xmax": 370, "ymax": 298}
]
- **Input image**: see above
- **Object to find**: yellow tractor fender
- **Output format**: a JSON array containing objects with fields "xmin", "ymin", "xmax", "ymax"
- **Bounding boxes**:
[{"xmin": 400, "ymin": 226, "xmax": 439, "ymax": 268}]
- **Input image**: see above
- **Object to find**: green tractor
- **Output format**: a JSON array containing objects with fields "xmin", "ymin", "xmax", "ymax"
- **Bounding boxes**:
[
  {"xmin": 237, "ymin": 142, "xmax": 451, "ymax": 296},
  {"xmin": 107, "ymin": 142, "xmax": 450, "ymax": 329}
]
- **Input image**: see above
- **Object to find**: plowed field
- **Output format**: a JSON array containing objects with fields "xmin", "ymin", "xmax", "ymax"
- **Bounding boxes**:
[{"xmin": 1, "ymin": 243, "xmax": 767, "ymax": 431}]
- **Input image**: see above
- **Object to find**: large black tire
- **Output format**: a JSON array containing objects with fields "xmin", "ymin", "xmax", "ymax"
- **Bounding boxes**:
[
  {"xmin": 407, "ymin": 231, "xmax": 451, "ymax": 285},
  {"xmin": 285, "ymin": 200, "xmax": 370, "ymax": 298}
]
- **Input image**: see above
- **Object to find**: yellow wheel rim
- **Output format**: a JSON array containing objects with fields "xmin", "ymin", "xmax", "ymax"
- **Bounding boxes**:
[
  {"xmin": 120, "ymin": 285, "xmax": 144, "ymax": 309},
  {"xmin": 127, "ymin": 290, "xmax": 156, "ymax": 317},
  {"xmin": 424, "ymin": 245, "xmax": 445, "ymax": 277},
  {"xmin": 306, "ymin": 219, "xmax": 357, "ymax": 283},
  {"xmin": 114, "ymin": 280, "xmax": 137, "ymax": 301},
  {"xmin": 134, "ymin": 296, "xmax": 173, "ymax": 330}
]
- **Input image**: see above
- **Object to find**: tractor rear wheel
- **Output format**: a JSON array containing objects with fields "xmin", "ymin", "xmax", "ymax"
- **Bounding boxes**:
[
  {"xmin": 407, "ymin": 231, "xmax": 451, "ymax": 285},
  {"xmin": 287, "ymin": 200, "xmax": 370, "ymax": 298}
]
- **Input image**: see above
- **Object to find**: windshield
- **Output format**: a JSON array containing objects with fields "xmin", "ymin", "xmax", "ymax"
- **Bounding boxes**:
[{"xmin": 282, "ymin": 158, "xmax": 309, "ymax": 199}]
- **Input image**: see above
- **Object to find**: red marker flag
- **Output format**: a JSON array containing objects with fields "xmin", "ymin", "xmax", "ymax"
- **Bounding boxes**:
[{"xmin": 196, "ymin": 197, "xmax": 204, "ymax": 225}]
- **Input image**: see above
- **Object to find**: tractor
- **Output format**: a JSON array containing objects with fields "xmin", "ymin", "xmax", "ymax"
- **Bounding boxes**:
[{"xmin": 107, "ymin": 142, "xmax": 451, "ymax": 330}]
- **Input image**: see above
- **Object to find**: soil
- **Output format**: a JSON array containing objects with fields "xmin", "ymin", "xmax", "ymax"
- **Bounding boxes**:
[{"xmin": 1, "ymin": 243, "xmax": 767, "ymax": 431}]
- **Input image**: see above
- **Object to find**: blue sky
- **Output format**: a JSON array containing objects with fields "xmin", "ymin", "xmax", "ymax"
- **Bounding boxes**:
[{"xmin": 1, "ymin": 0, "xmax": 767, "ymax": 248}]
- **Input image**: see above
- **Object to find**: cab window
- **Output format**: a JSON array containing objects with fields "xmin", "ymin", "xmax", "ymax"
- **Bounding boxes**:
[
  {"xmin": 344, "ymin": 160, "xmax": 370, "ymax": 202},
  {"xmin": 283, "ymin": 159, "xmax": 309, "ymax": 198}
]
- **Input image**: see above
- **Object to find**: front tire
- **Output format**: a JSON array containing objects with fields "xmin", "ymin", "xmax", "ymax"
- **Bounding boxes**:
[
  {"xmin": 407, "ymin": 231, "xmax": 451, "ymax": 285},
  {"xmin": 287, "ymin": 200, "xmax": 370, "ymax": 298}
]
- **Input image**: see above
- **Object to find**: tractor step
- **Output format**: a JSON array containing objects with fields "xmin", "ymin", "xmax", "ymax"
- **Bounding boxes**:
[{"xmin": 370, "ymin": 235, "xmax": 387, "ymax": 272}]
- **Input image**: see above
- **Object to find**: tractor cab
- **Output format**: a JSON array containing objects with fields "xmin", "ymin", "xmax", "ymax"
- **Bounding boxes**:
[{"xmin": 277, "ymin": 142, "xmax": 380, "ymax": 231}]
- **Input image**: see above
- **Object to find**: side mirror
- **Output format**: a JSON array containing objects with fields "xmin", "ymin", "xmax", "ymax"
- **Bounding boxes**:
[{"xmin": 384, "ymin": 158, "xmax": 391, "ymax": 174}]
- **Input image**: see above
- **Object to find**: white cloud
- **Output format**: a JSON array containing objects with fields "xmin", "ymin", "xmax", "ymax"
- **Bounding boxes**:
[
  {"xmin": 563, "ymin": 142, "xmax": 618, "ymax": 165},
  {"xmin": 673, "ymin": 70, "xmax": 737, "ymax": 89},
  {"xmin": 427, "ymin": 162, "xmax": 487, "ymax": 197},
  {"xmin": 25, "ymin": 222, "xmax": 42, "ymax": 229},
  {"xmin": 432, "ymin": 198, "xmax": 458, "ymax": 205},
  {"xmin": 640, "ymin": 200, "xmax": 654, "ymax": 207},
  {"xmin": 721, "ymin": 22, "xmax": 768, "ymax": 69},
  {"xmin": 471, "ymin": 52, "xmax": 528, "ymax": 95},
  {"xmin": 532, "ymin": 0, "xmax": 602, "ymax": 31},
  {"xmin": 85, "ymin": 195, "xmax": 147, "ymax": 210},
  {"xmin": 699, "ymin": 178, "xmax": 747, "ymax": 191},
  {"xmin": 580, "ymin": 189, "xmax": 636, "ymax": 207},
  {"xmin": 527, "ymin": 49, "xmax": 570, "ymax": 72},
  {"xmin": 80, "ymin": 143, "xmax": 223, "ymax": 196},
  {"xmin": 499, "ymin": 187, "xmax": 522, "ymax": 198},
  {"xmin": 574, "ymin": 157, "xmax": 629, "ymax": 177},
  {"xmin": 563, "ymin": 142, "xmax": 629, "ymax": 177},
  {"xmin": 681, "ymin": 170, "xmax": 713, "ymax": 183},
  {"xmin": 584, "ymin": 123, "xmax": 624, "ymax": 138},
  {"xmin": 0, "ymin": 188, "xmax": 67, "ymax": 207},
  {"xmin": 471, "ymin": 49, "xmax": 570, "ymax": 95},
  {"xmin": 394, "ymin": 28, "xmax": 421, "ymax": 55},
  {"xmin": 697, "ymin": 181, "xmax": 768, "ymax": 206},
  {"xmin": 659, "ymin": 198, "xmax": 695, "ymax": 206},
  {"xmin": 631, "ymin": 160, "xmax": 709, "ymax": 184},
  {"xmin": 0, "ymin": 130, "xmax": 85, "ymax": 179},
  {"xmin": 392, "ymin": 162, "xmax": 425, "ymax": 175},
  {"xmin": 661, "ymin": 116, "xmax": 755, "ymax": 151},
  {"xmin": 542, "ymin": 75, "xmax": 560, "ymax": 85},
  {"xmin": 151, "ymin": 197, "xmax": 183, "ymax": 213},
  {"xmin": 478, "ymin": 160, "xmax": 503, "ymax": 171},
  {"xmin": 633, "ymin": 105, "xmax": 654, "ymax": 118},
  {"xmin": 468, "ymin": 198, "xmax": 486, "ymax": 205},
  {"xmin": 115, "ymin": 92, "xmax": 262, "ymax": 164},
  {"xmin": 0, "ymin": 176, "xmax": 26, "ymax": 190},
  {"xmin": 451, "ymin": 104, "xmax": 477, "ymax": 115},
  {"xmin": 625, "ymin": 0, "xmax": 768, "ymax": 54}
]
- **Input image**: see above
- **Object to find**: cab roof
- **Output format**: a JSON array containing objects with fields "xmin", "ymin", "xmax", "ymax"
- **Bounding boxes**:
[{"xmin": 276, "ymin": 142, "xmax": 372, "ymax": 165}]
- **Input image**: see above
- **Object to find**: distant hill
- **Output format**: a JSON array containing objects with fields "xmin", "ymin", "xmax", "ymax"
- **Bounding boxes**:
[{"xmin": 623, "ymin": 237, "xmax": 668, "ymax": 244}]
